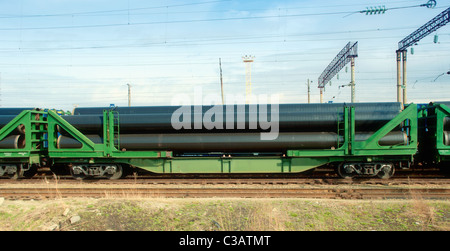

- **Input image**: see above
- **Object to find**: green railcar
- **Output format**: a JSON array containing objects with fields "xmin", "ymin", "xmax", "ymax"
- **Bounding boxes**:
[
  {"xmin": 0, "ymin": 103, "xmax": 420, "ymax": 179},
  {"xmin": 42, "ymin": 104, "xmax": 418, "ymax": 179}
]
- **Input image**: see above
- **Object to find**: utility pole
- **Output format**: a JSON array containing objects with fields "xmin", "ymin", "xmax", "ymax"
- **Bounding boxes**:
[
  {"xmin": 319, "ymin": 88, "xmax": 323, "ymax": 103},
  {"xmin": 395, "ymin": 48, "xmax": 408, "ymax": 105},
  {"xmin": 307, "ymin": 79, "xmax": 311, "ymax": 103},
  {"xmin": 396, "ymin": 50, "xmax": 402, "ymax": 103},
  {"xmin": 350, "ymin": 56, "xmax": 356, "ymax": 103},
  {"xmin": 127, "ymin": 83, "xmax": 131, "ymax": 107},
  {"xmin": 402, "ymin": 51, "xmax": 407, "ymax": 104},
  {"xmin": 219, "ymin": 58, "xmax": 224, "ymax": 105},
  {"xmin": 242, "ymin": 55, "xmax": 255, "ymax": 104}
]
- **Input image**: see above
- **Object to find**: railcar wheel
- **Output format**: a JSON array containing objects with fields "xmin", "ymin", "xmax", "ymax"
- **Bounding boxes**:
[
  {"xmin": 69, "ymin": 165, "xmax": 86, "ymax": 180},
  {"xmin": 104, "ymin": 164, "xmax": 123, "ymax": 180},
  {"xmin": 376, "ymin": 163, "xmax": 395, "ymax": 179},
  {"xmin": 6, "ymin": 165, "xmax": 22, "ymax": 180},
  {"xmin": 0, "ymin": 164, "xmax": 36, "ymax": 179},
  {"xmin": 337, "ymin": 162, "xmax": 356, "ymax": 179}
]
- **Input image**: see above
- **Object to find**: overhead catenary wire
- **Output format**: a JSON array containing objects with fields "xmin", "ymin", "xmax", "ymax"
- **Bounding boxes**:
[
  {"xmin": 3, "ymin": 4, "xmax": 449, "ymax": 31},
  {"xmin": 0, "ymin": 26, "xmax": 435, "ymax": 54},
  {"xmin": 0, "ymin": 0, "xmax": 427, "ymax": 19},
  {"xmin": 0, "ymin": 0, "xmax": 232, "ymax": 18}
]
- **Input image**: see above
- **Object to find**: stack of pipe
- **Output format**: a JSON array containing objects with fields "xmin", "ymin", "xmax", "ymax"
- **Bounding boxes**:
[
  {"xmin": 428, "ymin": 102, "xmax": 450, "ymax": 146},
  {"xmin": 57, "ymin": 103, "xmax": 407, "ymax": 152},
  {"xmin": 442, "ymin": 113, "xmax": 450, "ymax": 146},
  {"xmin": 0, "ymin": 108, "xmax": 32, "ymax": 149}
]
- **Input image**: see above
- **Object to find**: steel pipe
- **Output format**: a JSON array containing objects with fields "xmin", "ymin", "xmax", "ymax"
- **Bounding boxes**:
[
  {"xmin": 57, "ymin": 131, "xmax": 407, "ymax": 152},
  {"xmin": 355, "ymin": 131, "xmax": 408, "ymax": 146},
  {"xmin": 0, "ymin": 108, "xmax": 33, "ymax": 116},
  {"xmin": 63, "ymin": 103, "xmax": 402, "ymax": 135},
  {"xmin": 73, "ymin": 103, "xmax": 402, "ymax": 115},
  {"xmin": 0, "ymin": 115, "xmax": 26, "ymax": 134},
  {"xmin": 443, "ymin": 131, "xmax": 450, "ymax": 145},
  {"xmin": 0, "ymin": 135, "xmax": 25, "ymax": 149},
  {"xmin": 58, "ymin": 132, "xmax": 342, "ymax": 151},
  {"xmin": 60, "ymin": 111, "xmax": 400, "ymax": 135}
]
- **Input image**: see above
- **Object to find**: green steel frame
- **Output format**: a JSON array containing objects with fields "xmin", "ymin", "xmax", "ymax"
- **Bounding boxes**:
[
  {"xmin": 420, "ymin": 103, "xmax": 450, "ymax": 163},
  {"xmin": 351, "ymin": 103, "xmax": 417, "ymax": 156},
  {"xmin": 47, "ymin": 110, "xmax": 171, "ymax": 159},
  {"xmin": 0, "ymin": 109, "xmax": 47, "ymax": 165},
  {"xmin": 45, "ymin": 104, "xmax": 418, "ymax": 174}
]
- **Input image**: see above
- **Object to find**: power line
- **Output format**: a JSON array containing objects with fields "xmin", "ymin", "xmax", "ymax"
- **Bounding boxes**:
[
  {"xmin": 342, "ymin": 0, "xmax": 439, "ymax": 17},
  {"xmin": 2, "ymin": 3, "xmax": 441, "ymax": 32},
  {"xmin": 0, "ymin": 0, "xmax": 231, "ymax": 18},
  {"xmin": 0, "ymin": 10, "xmax": 379, "ymax": 31},
  {"xmin": 0, "ymin": 0, "xmax": 422, "ymax": 19},
  {"xmin": 0, "ymin": 26, "xmax": 427, "ymax": 53}
]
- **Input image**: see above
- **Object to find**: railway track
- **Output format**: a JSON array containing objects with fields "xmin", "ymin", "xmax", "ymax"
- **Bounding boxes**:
[
  {"xmin": 1, "ymin": 177, "xmax": 449, "ymax": 200},
  {"xmin": 1, "ymin": 186, "xmax": 449, "ymax": 200},
  {"xmin": 2, "ymin": 177, "xmax": 449, "ymax": 185}
]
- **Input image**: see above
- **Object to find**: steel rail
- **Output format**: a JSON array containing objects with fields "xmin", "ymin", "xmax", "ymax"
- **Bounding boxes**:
[
  {"xmin": 1, "ymin": 186, "xmax": 449, "ymax": 200},
  {"xmin": 1, "ymin": 177, "xmax": 449, "ymax": 185}
]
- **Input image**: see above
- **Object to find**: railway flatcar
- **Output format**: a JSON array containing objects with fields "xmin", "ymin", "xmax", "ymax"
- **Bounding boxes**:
[
  {"xmin": 0, "ymin": 101, "xmax": 445, "ymax": 180},
  {"xmin": 418, "ymin": 102, "xmax": 450, "ymax": 173}
]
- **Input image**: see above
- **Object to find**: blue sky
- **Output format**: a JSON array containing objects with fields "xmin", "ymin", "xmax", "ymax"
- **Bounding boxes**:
[{"xmin": 0, "ymin": 0, "xmax": 449, "ymax": 111}]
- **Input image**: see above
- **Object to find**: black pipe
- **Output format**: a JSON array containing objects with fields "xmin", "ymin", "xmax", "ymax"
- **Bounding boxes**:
[
  {"xmin": 0, "ymin": 135, "xmax": 25, "ymax": 149},
  {"xmin": 443, "ymin": 131, "xmax": 450, "ymax": 145},
  {"xmin": 63, "ymin": 104, "xmax": 402, "ymax": 134},
  {"xmin": 60, "ymin": 112, "xmax": 400, "ymax": 134},
  {"xmin": 58, "ymin": 132, "xmax": 341, "ymax": 151},
  {"xmin": 0, "ymin": 115, "xmax": 26, "ymax": 134},
  {"xmin": 0, "ymin": 108, "xmax": 33, "ymax": 116},
  {"xmin": 57, "ymin": 131, "xmax": 407, "ymax": 152},
  {"xmin": 73, "ymin": 102, "xmax": 402, "ymax": 115},
  {"xmin": 355, "ymin": 131, "xmax": 408, "ymax": 146},
  {"xmin": 443, "ymin": 117, "xmax": 450, "ymax": 131}
]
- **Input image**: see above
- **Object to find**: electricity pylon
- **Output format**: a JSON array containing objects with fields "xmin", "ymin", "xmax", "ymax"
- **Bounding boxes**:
[
  {"xmin": 396, "ymin": 7, "xmax": 450, "ymax": 105},
  {"xmin": 318, "ymin": 42, "xmax": 358, "ymax": 103}
]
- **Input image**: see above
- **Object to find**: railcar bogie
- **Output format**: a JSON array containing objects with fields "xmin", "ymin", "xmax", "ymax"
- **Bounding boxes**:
[
  {"xmin": 0, "ymin": 164, "xmax": 22, "ymax": 179},
  {"xmin": 337, "ymin": 162, "xmax": 395, "ymax": 179},
  {"xmin": 69, "ymin": 163, "xmax": 124, "ymax": 180},
  {"xmin": 0, "ymin": 163, "xmax": 38, "ymax": 179}
]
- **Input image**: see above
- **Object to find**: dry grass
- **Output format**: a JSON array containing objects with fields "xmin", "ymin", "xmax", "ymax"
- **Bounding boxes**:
[
  {"xmin": 408, "ymin": 188, "xmax": 448, "ymax": 230},
  {"xmin": 0, "ymin": 196, "xmax": 448, "ymax": 231}
]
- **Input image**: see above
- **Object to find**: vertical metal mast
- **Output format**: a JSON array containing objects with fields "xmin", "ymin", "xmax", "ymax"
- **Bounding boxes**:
[
  {"xmin": 307, "ymin": 79, "xmax": 311, "ymax": 103},
  {"xmin": 350, "ymin": 56, "xmax": 356, "ymax": 103},
  {"xmin": 127, "ymin": 83, "xmax": 131, "ymax": 107},
  {"xmin": 242, "ymin": 55, "xmax": 255, "ymax": 104},
  {"xmin": 219, "ymin": 58, "xmax": 224, "ymax": 105},
  {"xmin": 396, "ymin": 7, "xmax": 450, "ymax": 105},
  {"xmin": 396, "ymin": 51, "xmax": 402, "ymax": 104}
]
